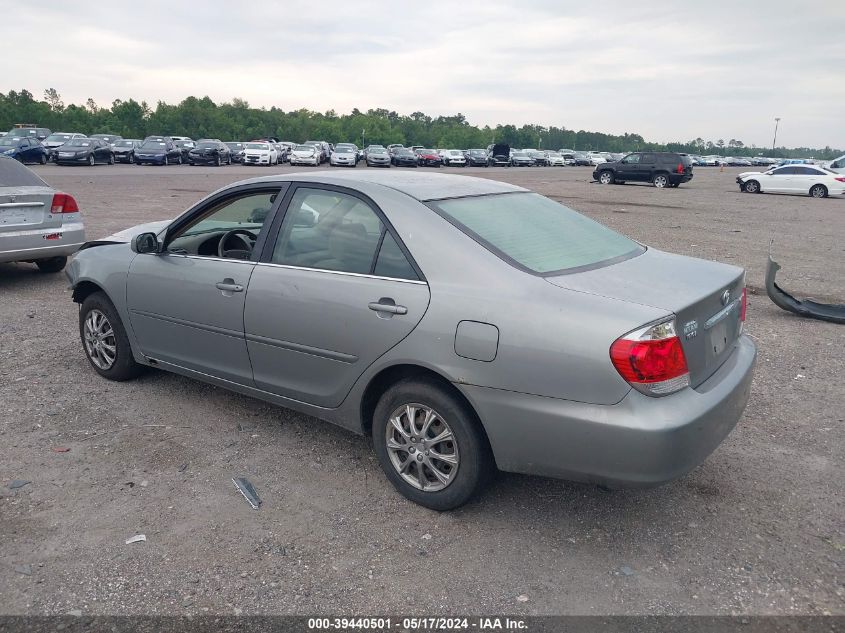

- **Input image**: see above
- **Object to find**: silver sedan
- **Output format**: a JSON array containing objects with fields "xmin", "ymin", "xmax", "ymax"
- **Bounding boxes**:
[
  {"xmin": 66, "ymin": 171, "xmax": 756, "ymax": 510},
  {"xmin": 0, "ymin": 156, "xmax": 86, "ymax": 272}
]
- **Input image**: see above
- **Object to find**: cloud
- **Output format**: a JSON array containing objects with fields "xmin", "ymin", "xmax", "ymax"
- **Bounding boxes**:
[{"xmin": 3, "ymin": 0, "xmax": 843, "ymax": 147}]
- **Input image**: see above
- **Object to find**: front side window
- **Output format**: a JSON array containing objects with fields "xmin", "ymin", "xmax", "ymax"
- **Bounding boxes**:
[
  {"xmin": 622, "ymin": 154, "xmax": 641, "ymax": 164},
  {"xmin": 271, "ymin": 188, "xmax": 418, "ymax": 280},
  {"xmin": 429, "ymin": 192, "xmax": 643, "ymax": 275},
  {"xmin": 166, "ymin": 191, "xmax": 279, "ymax": 258}
]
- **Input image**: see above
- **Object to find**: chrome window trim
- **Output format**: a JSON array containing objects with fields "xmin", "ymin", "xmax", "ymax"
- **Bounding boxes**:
[{"xmin": 254, "ymin": 261, "xmax": 428, "ymax": 285}]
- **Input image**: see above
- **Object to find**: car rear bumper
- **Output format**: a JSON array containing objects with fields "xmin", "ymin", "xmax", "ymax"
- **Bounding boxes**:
[
  {"xmin": 463, "ymin": 335, "xmax": 756, "ymax": 487},
  {"xmin": 0, "ymin": 220, "xmax": 86, "ymax": 263}
]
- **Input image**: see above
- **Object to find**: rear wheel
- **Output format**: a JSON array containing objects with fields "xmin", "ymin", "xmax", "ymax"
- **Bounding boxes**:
[
  {"xmin": 164, "ymin": 156, "xmax": 169, "ymax": 166},
  {"xmin": 88, "ymin": 155, "xmax": 95, "ymax": 167},
  {"xmin": 79, "ymin": 292, "xmax": 143, "ymax": 381},
  {"xmin": 653, "ymin": 173, "xmax": 669, "ymax": 188},
  {"xmin": 810, "ymin": 184, "xmax": 828, "ymax": 198},
  {"xmin": 108, "ymin": 153, "xmax": 115, "ymax": 165},
  {"xmin": 598, "ymin": 170, "xmax": 614, "ymax": 185},
  {"xmin": 743, "ymin": 179, "xmax": 760, "ymax": 194},
  {"xmin": 35, "ymin": 256, "xmax": 67, "ymax": 273},
  {"xmin": 39, "ymin": 153, "xmax": 47, "ymax": 165},
  {"xmin": 372, "ymin": 378, "xmax": 494, "ymax": 510},
  {"xmin": 215, "ymin": 155, "xmax": 221, "ymax": 167},
  {"xmin": 128, "ymin": 153, "xmax": 135, "ymax": 164}
]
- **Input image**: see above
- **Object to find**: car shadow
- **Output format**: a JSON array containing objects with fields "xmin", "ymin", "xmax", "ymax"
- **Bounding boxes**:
[{"xmin": 0, "ymin": 262, "xmax": 66, "ymax": 288}]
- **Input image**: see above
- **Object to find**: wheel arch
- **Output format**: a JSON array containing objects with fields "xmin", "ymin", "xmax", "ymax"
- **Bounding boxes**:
[
  {"xmin": 71, "ymin": 279, "xmax": 109, "ymax": 304},
  {"xmin": 359, "ymin": 363, "xmax": 492, "ymax": 455},
  {"xmin": 809, "ymin": 183, "xmax": 828, "ymax": 197}
]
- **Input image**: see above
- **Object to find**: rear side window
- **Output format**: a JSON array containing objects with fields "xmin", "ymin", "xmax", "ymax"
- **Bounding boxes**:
[
  {"xmin": 429, "ymin": 192, "xmax": 643, "ymax": 275},
  {"xmin": 640, "ymin": 154, "xmax": 656, "ymax": 164},
  {"xmin": 374, "ymin": 232, "xmax": 418, "ymax": 280},
  {"xmin": 0, "ymin": 156, "xmax": 48, "ymax": 187}
]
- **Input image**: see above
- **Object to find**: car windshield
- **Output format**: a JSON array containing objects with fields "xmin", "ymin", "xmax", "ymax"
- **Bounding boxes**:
[
  {"xmin": 246, "ymin": 143, "xmax": 270, "ymax": 150},
  {"xmin": 513, "ymin": 152, "xmax": 528, "ymax": 157},
  {"xmin": 0, "ymin": 139, "xmax": 19, "ymax": 147},
  {"xmin": 429, "ymin": 192, "xmax": 643, "ymax": 275},
  {"xmin": 196, "ymin": 143, "xmax": 217, "ymax": 149},
  {"xmin": 66, "ymin": 139, "xmax": 92, "ymax": 147},
  {"xmin": 449, "ymin": 150, "xmax": 462, "ymax": 156},
  {"xmin": 295, "ymin": 145, "xmax": 314, "ymax": 152},
  {"xmin": 334, "ymin": 147, "xmax": 353, "ymax": 153},
  {"xmin": 548, "ymin": 152, "xmax": 561, "ymax": 157},
  {"xmin": 114, "ymin": 140, "xmax": 136, "ymax": 147},
  {"xmin": 396, "ymin": 149, "xmax": 414, "ymax": 156},
  {"xmin": 226, "ymin": 143, "xmax": 242, "ymax": 149},
  {"xmin": 370, "ymin": 148, "xmax": 388, "ymax": 155},
  {"xmin": 176, "ymin": 141, "xmax": 195, "ymax": 148},
  {"xmin": 418, "ymin": 149, "xmax": 435, "ymax": 154},
  {"xmin": 0, "ymin": 157, "xmax": 48, "ymax": 186},
  {"xmin": 140, "ymin": 142, "xmax": 166, "ymax": 150},
  {"xmin": 46, "ymin": 134, "xmax": 72, "ymax": 142}
]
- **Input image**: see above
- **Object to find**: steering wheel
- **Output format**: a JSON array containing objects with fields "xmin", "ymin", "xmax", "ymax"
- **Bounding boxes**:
[{"xmin": 218, "ymin": 228, "xmax": 255, "ymax": 260}]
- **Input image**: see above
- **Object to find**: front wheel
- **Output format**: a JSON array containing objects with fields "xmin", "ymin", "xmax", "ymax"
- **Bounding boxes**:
[
  {"xmin": 108, "ymin": 153, "xmax": 115, "ymax": 165},
  {"xmin": 88, "ymin": 155, "xmax": 95, "ymax": 166},
  {"xmin": 79, "ymin": 292, "xmax": 144, "ymax": 381},
  {"xmin": 743, "ymin": 179, "xmax": 760, "ymax": 194},
  {"xmin": 128, "ymin": 153, "xmax": 135, "ymax": 164},
  {"xmin": 35, "ymin": 256, "xmax": 67, "ymax": 273},
  {"xmin": 653, "ymin": 173, "xmax": 669, "ymax": 188},
  {"xmin": 372, "ymin": 378, "xmax": 494, "ymax": 510},
  {"xmin": 598, "ymin": 170, "xmax": 614, "ymax": 185},
  {"xmin": 810, "ymin": 184, "xmax": 828, "ymax": 198},
  {"xmin": 164, "ymin": 156, "xmax": 169, "ymax": 166},
  {"xmin": 39, "ymin": 153, "xmax": 47, "ymax": 165}
]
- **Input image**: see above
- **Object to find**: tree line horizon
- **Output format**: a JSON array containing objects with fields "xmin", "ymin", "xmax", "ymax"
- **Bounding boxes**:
[{"xmin": 1, "ymin": 89, "xmax": 840, "ymax": 160}]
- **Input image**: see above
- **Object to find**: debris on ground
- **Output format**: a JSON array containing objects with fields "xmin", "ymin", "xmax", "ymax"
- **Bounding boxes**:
[
  {"xmin": 516, "ymin": 594, "xmax": 529, "ymax": 602},
  {"xmin": 7, "ymin": 480, "xmax": 31, "ymax": 490},
  {"xmin": 14, "ymin": 564, "xmax": 32, "ymax": 576},
  {"xmin": 620, "ymin": 566, "xmax": 635, "ymax": 576},
  {"xmin": 125, "ymin": 534, "xmax": 147, "ymax": 545},
  {"xmin": 766, "ymin": 248, "xmax": 845, "ymax": 324},
  {"xmin": 421, "ymin": 533, "xmax": 432, "ymax": 540},
  {"xmin": 178, "ymin": 463, "xmax": 188, "ymax": 472},
  {"xmin": 232, "ymin": 477, "xmax": 262, "ymax": 510},
  {"xmin": 51, "ymin": 447, "xmax": 70, "ymax": 453}
]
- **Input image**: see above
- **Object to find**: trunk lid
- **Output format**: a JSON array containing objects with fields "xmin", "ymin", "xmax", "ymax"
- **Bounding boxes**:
[
  {"xmin": 546, "ymin": 248, "xmax": 744, "ymax": 388},
  {"xmin": 0, "ymin": 186, "xmax": 60, "ymax": 234}
]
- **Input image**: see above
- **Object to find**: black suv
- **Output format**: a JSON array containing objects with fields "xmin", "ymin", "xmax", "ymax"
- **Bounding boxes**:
[{"xmin": 593, "ymin": 152, "xmax": 693, "ymax": 188}]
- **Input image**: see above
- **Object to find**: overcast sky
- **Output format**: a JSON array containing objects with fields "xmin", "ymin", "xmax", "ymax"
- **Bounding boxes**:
[{"xmin": 3, "ymin": 1, "xmax": 844, "ymax": 148}]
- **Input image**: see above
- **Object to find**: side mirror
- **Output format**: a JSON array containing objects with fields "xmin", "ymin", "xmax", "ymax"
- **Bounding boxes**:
[
  {"xmin": 131, "ymin": 232, "xmax": 160, "ymax": 254},
  {"xmin": 294, "ymin": 210, "xmax": 317, "ymax": 228}
]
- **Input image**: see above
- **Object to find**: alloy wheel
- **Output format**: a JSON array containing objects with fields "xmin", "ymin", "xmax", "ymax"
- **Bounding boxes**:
[
  {"xmin": 83, "ymin": 309, "xmax": 117, "ymax": 370},
  {"xmin": 654, "ymin": 175, "xmax": 668, "ymax": 188},
  {"xmin": 385, "ymin": 403, "xmax": 460, "ymax": 492}
]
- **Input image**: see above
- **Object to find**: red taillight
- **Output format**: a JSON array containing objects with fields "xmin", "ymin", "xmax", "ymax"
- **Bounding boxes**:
[
  {"xmin": 740, "ymin": 287, "xmax": 747, "ymax": 322},
  {"xmin": 677, "ymin": 162, "xmax": 684, "ymax": 174},
  {"xmin": 50, "ymin": 192, "xmax": 79, "ymax": 214},
  {"xmin": 610, "ymin": 320, "xmax": 690, "ymax": 396},
  {"xmin": 835, "ymin": 177, "xmax": 845, "ymax": 182}
]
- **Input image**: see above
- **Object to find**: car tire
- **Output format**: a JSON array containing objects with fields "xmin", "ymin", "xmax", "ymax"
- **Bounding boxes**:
[
  {"xmin": 177, "ymin": 155, "xmax": 183, "ymax": 165},
  {"xmin": 128, "ymin": 153, "xmax": 135, "ymax": 164},
  {"xmin": 743, "ymin": 179, "xmax": 760, "ymax": 194},
  {"xmin": 810, "ymin": 184, "xmax": 828, "ymax": 198},
  {"xmin": 164, "ymin": 156, "xmax": 169, "ymax": 166},
  {"xmin": 652, "ymin": 173, "xmax": 669, "ymax": 188},
  {"xmin": 35, "ymin": 256, "xmax": 67, "ymax": 273},
  {"xmin": 88, "ymin": 155, "xmax": 95, "ymax": 167},
  {"xmin": 216, "ymin": 156, "xmax": 221, "ymax": 167},
  {"xmin": 79, "ymin": 291, "xmax": 144, "ymax": 382},
  {"xmin": 39, "ymin": 154, "xmax": 47, "ymax": 165},
  {"xmin": 598, "ymin": 170, "xmax": 614, "ymax": 185},
  {"xmin": 108, "ymin": 153, "xmax": 115, "ymax": 165},
  {"xmin": 372, "ymin": 378, "xmax": 494, "ymax": 511}
]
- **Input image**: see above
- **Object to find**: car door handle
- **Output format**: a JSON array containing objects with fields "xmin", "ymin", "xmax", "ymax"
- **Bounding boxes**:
[
  {"xmin": 368, "ymin": 300, "xmax": 407, "ymax": 315},
  {"xmin": 216, "ymin": 279, "xmax": 244, "ymax": 292}
]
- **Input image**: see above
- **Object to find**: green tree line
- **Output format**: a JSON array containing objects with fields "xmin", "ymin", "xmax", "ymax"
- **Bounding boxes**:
[{"xmin": 1, "ymin": 89, "xmax": 839, "ymax": 160}]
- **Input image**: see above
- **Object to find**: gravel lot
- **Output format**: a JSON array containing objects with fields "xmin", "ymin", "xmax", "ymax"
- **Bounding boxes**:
[{"xmin": 1, "ymin": 164, "xmax": 843, "ymax": 616}]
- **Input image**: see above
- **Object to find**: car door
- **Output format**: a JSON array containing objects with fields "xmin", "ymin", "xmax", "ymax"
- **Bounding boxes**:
[
  {"xmin": 764, "ymin": 166, "xmax": 794, "ymax": 192},
  {"xmin": 244, "ymin": 185, "xmax": 431, "ymax": 408},
  {"xmin": 616, "ymin": 153, "xmax": 640, "ymax": 180},
  {"xmin": 126, "ymin": 185, "xmax": 287, "ymax": 384},
  {"xmin": 637, "ymin": 153, "xmax": 656, "ymax": 182},
  {"xmin": 93, "ymin": 140, "xmax": 105, "ymax": 163}
]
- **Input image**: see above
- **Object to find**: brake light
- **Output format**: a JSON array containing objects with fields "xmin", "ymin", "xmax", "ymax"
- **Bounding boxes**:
[
  {"xmin": 50, "ymin": 192, "xmax": 79, "ymax": 214},
  {"xmin": 740, "ymin": 287, "xmax": 747, "ymax": 323},
  {"xmin": 610, "ymin": 320, "xmax": 690, "ymax": 396},
  {"xmin": 835, "ymin": 177, "xmax": 845, "ymax": 182},
  {"xmin": 677, "ymin": 163, "xmax": 684, "ymax": 174}
]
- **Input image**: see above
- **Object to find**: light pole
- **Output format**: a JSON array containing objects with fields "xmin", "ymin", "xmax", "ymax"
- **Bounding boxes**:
[
  {"xmin": 772, "ymin": 117, "xmax": 780, "ymax": 151},
  {"xmin": 362, "ymin": 129, "xmax": 365, "ymax": 149}
]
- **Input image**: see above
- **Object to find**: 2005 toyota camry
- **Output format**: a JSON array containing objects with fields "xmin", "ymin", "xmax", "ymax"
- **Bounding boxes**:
[{"xmin": 67, "ymin": 172, "xmax": 756, "ymax": 510}]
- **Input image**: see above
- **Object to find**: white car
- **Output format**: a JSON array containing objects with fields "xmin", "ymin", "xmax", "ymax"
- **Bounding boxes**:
[
  {"xmin": 824, "ymin": 154, "xmax": 845, "ymax": 174},
  {"xmin": 586, "ymin": 153, "xmax": 606, "ymax": 166},
  {"xmin": 289, "ymin": 144, "xmax": 320, "ymax": 166},
  {"xmin": 242, "ymin": 142, "xmax": 278, "ymax": 166},
  {"xmin": 546, "ymin": 151, "xmax": 565, "ymax": 166},
  {"xmin": 440, "ymin": 149, "xmax": 466, "ymax": 167},
  {"xmin": 329, "ymin": 146, "xmax": 358, "ymax": 167},
  {"xmin": 737, "ymin": 165, "xmax": 845, "ymax": 198}
]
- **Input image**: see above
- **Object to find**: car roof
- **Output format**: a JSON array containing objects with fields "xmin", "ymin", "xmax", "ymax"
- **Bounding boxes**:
[{"xmin": 242, "ymin": 171, "xmax": 527, "ymax": 202}]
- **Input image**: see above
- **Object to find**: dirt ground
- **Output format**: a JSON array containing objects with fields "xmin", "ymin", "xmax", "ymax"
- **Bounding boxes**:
[{"xmin": 1, "ymin": 163, "xmax": 842, "ymax": 616}]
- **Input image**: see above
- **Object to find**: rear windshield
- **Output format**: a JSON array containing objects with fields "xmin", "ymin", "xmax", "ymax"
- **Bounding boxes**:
[
  {"xmin": 0, "ymin": 156, "xmax": 48, "ymax": 187},
  {"xmin": 429, "ymin": 192, "xmax": 644, "ymax": 275}
]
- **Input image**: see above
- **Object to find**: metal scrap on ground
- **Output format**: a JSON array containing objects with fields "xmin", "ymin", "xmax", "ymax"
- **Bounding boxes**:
[
  {"xmin": 232, "ymin": 477, "xmax": 262, "ymax": 510},
  {"xmin": 766, "ymin": 247, "xmax": 845, "ymax": 324}
]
